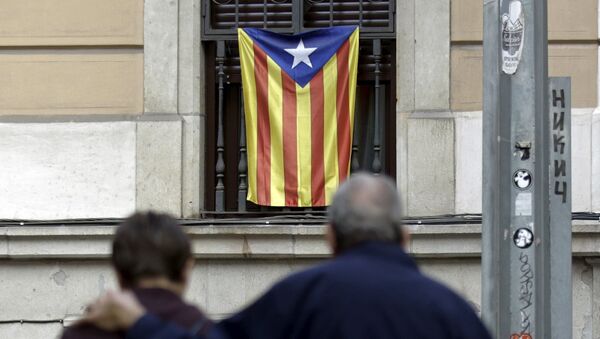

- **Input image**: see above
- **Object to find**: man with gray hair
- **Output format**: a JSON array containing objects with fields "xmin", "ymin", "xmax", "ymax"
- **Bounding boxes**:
[{"xmin": 85, "ymin": 173, "xmax": 491, "ymax": 339}]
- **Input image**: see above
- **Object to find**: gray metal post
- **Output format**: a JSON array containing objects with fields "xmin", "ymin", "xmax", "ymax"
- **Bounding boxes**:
[
  {"xmin": 548, "ymin": 77, "xmax": 572, "ymax": 338},
  {"xmin": 483, "ymin": 0, "xmax": 571, "ymax": 338}
]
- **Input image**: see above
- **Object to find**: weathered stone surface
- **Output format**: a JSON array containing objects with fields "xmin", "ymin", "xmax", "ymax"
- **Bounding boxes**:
[
  {"xmin": 572, "ymin": 110, "xmax": 593, "ymax": 212},
  {"xmin": 144, "ymin": 0, "xmax": 178, "ymax": 113},
  {"xmin": 451, "ymin": 0, "xmax": 597, "ymax": 42},
  {"xmin": 451, "ymin": 45, "xmax": 598, "ymax": 111},
  {"xmin": 0, "ymin": 261, "xmax": 117, "ymax": 320},
  {"xmin": 182, "ymin": 115, "xmax": 202, "ymax": 217},
  {"xmin": 0, "ymin": 223, "xmax": 599, "ymax": 337},
  {"xmin": 589, "ymin": 259, "xmax": 600, "ymax": 339},
  {"xmin": 0, "ymin": 323, "xmax": 63, "ymax": 339},
  {"xmin": 0, "ymin": 0, "xmax": 142, "ymax": 46},
  {"xmin": 396, "ymin": 0, "xmax": 415, "ymax": 113},
  {"xmin": 454, "ymin": 112, "xmax": 483, "ymax": 214},
  {"xmin": 178, "ymin": 0, "xmax": 202, "ymax": 114},
  {"xmin": 414, "ymin": 0, "xmax": 449, "ymax": 110},
  {"xmin": 0, "ymin": 122, "xmax": 136, "ymax": 219},
  {"xmin": 451, "ymin": 47, "xmax": 483, "ymax": 111},
  {"xmin": 0, "ymin": 51, "xmax": 143, "ymax": 115},
  {"xmin": 573, "ymin": 259, "xmax": 593, "ymax": 339},
  {"xmin": 592, "ymin": 109, "xmax": 600, "ymax": 212},
  {"xmin": 396, "ymin": 112, "xmax": 410, "ymax": 213},
  {"xmin": 407, "ymin": 118, "xmax": 455, "ymax": 216},
  {"xmin": 136, "ymin": 119, "xmax": 183, "ymax": 216},
  {"xmin": 419, "ymin": 258, "xmax": 482, "ymax": 313}
]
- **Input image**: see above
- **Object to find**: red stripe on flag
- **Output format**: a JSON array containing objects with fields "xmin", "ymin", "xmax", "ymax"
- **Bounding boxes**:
[
  {"xmin": 310, "ymin": 70, "xmax": 326, "ymax": 206},
  {"xmin": 336, "ymin": 40, "xmax": 351, "ymax": 182},
  {"xmin": 254, "ymin": 45, "xmax": 271, "ymax": 205},
  {"xmin": 282, "ymin": 71, "xmax": 298, "ymax": 206}
]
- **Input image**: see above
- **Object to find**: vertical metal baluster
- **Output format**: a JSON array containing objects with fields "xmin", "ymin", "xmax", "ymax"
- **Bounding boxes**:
[
  {"xmin": 329, "ymin": 0, "xmax": 333, "ymax": 26},
  {"xmin": 238, "ymin": 88, "xmax": 248, "ymax": 211},
  {"xmin": 235, "ymin": 0, "xmax": 239, "ymax": 28},
  {"xmin": 359, "ymin": 0, "xmax": 363, "ymax": 28},
  {"xmin": 215, "ymin": 41, "xmax": 226, "ymax": 211},
  {"xmin": 351, "ymin": 114, "xmax": 360, "ymax": 172},
  {"xmin": 263, "ymin": 0, "xmax": 267, "ymax": 28},
  {"xmin": 371, "ymin": 39, "xmax": 382, "ymax": 174}
]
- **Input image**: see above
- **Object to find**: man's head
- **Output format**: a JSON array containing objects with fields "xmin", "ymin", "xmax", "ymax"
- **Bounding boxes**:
[
  {"xmin": 327, "ymin": 173, "xmax": 406, "ymax": 254},
  {"xmin": 112, "ymin": 211, "xmax": 193, "ymax": 293}
]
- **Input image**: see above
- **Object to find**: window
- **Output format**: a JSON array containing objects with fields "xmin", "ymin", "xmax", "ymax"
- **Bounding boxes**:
[
  {"xmin": 202, "ymin": 0, "xmax": 396, "ymax": 212},
  {"xmin": 202, "ymin": 0, "xmax": 395, "ymax": 39}
]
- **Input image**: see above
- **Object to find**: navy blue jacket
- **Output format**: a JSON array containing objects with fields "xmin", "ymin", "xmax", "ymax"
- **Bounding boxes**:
[{"xmin": 127, "ymin": 242, "xmax": 491, "ymax": 339}]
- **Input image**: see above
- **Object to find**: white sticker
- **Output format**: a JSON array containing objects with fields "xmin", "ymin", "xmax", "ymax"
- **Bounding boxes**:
[
  {"xmin": 513, "ymin": 228, "xmax": 534, "ymax": 248},
  {"xmin": 501, "ymin": 0, "xmax": 524, "ymax": 75},
  {"xmin": 515, "ymin": 192, "xmax": 532, "ymax": 216},
  {"xmin": 513, "ymin": 169, "xmax": 532, "ymax": 189}
]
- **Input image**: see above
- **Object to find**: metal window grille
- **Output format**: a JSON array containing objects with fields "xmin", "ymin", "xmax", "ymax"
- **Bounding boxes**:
[
  {"xmin": 202, "ymin": 0, "xmax": 395, "ymax": 40},
  {"xmin": 204, "ymin": 0, "xmax": 396, "ymax": 213}
]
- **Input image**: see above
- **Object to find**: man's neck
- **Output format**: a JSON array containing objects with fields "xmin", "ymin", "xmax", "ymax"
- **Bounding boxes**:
[{"xmin": 133, "ymin": 277, "xmax": 185, "ymax": 296}]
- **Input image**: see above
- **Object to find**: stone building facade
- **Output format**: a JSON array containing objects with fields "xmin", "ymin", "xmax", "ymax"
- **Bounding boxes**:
[{"xmin": 0, "ymin": 0, "xmax": 599, "ymax": 338}]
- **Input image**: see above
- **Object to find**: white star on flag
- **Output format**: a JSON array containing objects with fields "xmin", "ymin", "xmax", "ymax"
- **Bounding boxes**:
[{"xmin": 284, "ymin": 39, "xmax": 317, "ymax": 69}]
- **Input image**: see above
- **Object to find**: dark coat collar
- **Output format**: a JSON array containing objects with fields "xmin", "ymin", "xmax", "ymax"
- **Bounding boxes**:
[{"xmin": 339, "ymin": 241, "xmax": 419, "ymax": 271}]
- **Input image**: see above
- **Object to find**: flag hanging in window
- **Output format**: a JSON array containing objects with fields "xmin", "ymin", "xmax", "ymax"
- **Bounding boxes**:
[{"xmin": 238, "ymin": 26, "xmax": 359, "ymax": 207}]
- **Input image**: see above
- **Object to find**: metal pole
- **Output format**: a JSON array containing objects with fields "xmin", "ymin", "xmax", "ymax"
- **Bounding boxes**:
[
  {"xmin": 548, "ymin": 77, "xmax": 572, "ymax": 338},
  {"xmin": 483, "ymin": 0, "xmax": 571, "ymax": 338}
]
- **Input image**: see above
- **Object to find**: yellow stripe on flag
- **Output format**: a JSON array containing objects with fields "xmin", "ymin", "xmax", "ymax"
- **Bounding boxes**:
[
  {"xmin": 296, "ymin": 83, "xmax": 312, "ymax": 207},
  {"xmin": 347, "ymin": 29, "xmax": 359, "ymax": 137},
  {"xmin": 267, "ymin": 57, "xmax": 285, "ymax": 206},
  {"xmin": 322, "ymin": 56, "xmax": 339, "ymax": 205},
  {"xmin": 238, "ymin": 29, "xmax": 258, "ymax": 204}
]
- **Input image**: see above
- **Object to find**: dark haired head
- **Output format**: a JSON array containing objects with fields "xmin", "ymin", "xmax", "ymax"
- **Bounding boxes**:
[{"xmin": 112, "ymin": 211, "xmax": 192, "ymax": 288}]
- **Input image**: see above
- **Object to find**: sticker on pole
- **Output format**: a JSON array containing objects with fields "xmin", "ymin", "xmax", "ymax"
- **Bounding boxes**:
[
  {"xmin": 515, "ymin": 192, "xmax": 532, "ymax": 216},
  {"xmin": 513, "ymin": 169, "xmax": 532, "ymax": 189},
  {"xmin": 513, "ymin": 228, "xmax": 534, "ymax": 249},
  {"xmin": 501, "ymin": 0, "xmax": 524, "ymax": 75},
  {"xmin": 510, "ymin": 334, "xmax": 532, "ymax": 339}
]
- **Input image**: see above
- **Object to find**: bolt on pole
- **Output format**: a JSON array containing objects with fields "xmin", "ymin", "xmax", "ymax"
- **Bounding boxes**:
[{"xmin": 482, "ymin": 0, "xmax": 572, "ymax": 338}]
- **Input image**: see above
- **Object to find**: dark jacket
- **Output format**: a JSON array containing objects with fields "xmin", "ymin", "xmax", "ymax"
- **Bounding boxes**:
[
  {"xmin": 62, "ymin": 288, "xmax": 211, "ymax": 339},
  {"xmin": 128, "ymin": 243, "xmax": 491, "ymax": 339}
]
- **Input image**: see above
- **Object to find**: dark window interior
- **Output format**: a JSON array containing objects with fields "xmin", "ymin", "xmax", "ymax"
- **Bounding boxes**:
[{"xmin": 203, "ymin": 0, "xmax": 396, "ymax": 213}]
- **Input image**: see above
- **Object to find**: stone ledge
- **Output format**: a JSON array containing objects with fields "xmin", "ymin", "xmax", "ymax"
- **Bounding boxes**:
[{"xmin": 0, "ymin": 221, "xmax": 599, "ymax": 259}]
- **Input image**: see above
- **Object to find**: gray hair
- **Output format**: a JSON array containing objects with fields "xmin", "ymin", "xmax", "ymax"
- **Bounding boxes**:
[{"xmin": 327, "ymin": 173, "xmax": 404, "ymax": 252}]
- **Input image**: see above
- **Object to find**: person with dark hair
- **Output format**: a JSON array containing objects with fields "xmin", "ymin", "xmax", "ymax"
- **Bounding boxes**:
[
  {"xmin": 82, "ymin": 174, "xmax": 491, "ymax": 339},
  {"xmin": 61, "ymin": 211, "xmax": 211, "ymax": 339}
]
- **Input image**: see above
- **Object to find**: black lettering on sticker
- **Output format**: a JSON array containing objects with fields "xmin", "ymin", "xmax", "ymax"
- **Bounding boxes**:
[
  {"xmin": 553, "ymin": 134, "xmax": 565, "ymax": 154},
  {"xmin": 554, "ymin": 181, "xmax": 567, "ymax": 203},
  {"xmin": 553, "ymin": 111, "xmax": 565, "ymax": 131},
  {"xmin": 553, "ymin": 89, "xmax": 565, "ymax": 108},
  {"xmin": 554, "ymin": 160, "xmax": 566, "ymax": 177}
]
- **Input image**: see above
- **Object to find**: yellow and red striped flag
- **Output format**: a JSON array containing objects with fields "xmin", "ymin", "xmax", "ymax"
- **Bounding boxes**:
[{"xmin": 238, "ymin": 26, "xmax": 359, "ymax": 207}]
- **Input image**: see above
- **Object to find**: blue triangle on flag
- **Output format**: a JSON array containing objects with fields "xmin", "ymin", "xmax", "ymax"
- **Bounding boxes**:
[{"xmin": 243, "ymin": 26, "xmax": 357, "ymax": 87}]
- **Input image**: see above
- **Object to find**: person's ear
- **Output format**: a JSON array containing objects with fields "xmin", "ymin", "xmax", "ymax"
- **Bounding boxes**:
[
  {"xmin": 399, "ymin": 226, "xmax": 411, "ymax": 250},
  {"xmin": 325, "ymin": 224, "xmax": 338, "ymax": 256}
]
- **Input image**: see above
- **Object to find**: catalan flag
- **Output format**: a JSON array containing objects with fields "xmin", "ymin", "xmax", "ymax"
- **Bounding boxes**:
[{"xmin": 238, "ymin": 26, "xmax": 359, "ymax": 207}]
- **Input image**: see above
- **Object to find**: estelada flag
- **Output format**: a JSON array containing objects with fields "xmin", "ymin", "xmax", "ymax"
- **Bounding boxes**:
[{"xmin": 238, "ymin": 26, "xmax": 359, "ymax": 207}]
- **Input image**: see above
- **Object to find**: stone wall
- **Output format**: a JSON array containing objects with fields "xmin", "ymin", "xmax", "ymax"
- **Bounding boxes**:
[
  {"xmin": 0, "ymin": 1, "xmax": 599, "ymax": 338},
  {"xmin": 0, "ymin": 0, "xmax": 598, "ymax": 219},
  {"xmin": 397, "ymin": 0, "xmax": 600, "ymax": 216},
  {"xmin": 1, "ymin": 223, "xmax": 600, "ymax": 338},
  {"xmin": 0, "ymin": 0, "xmax": 204, "ymax": 220}
]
